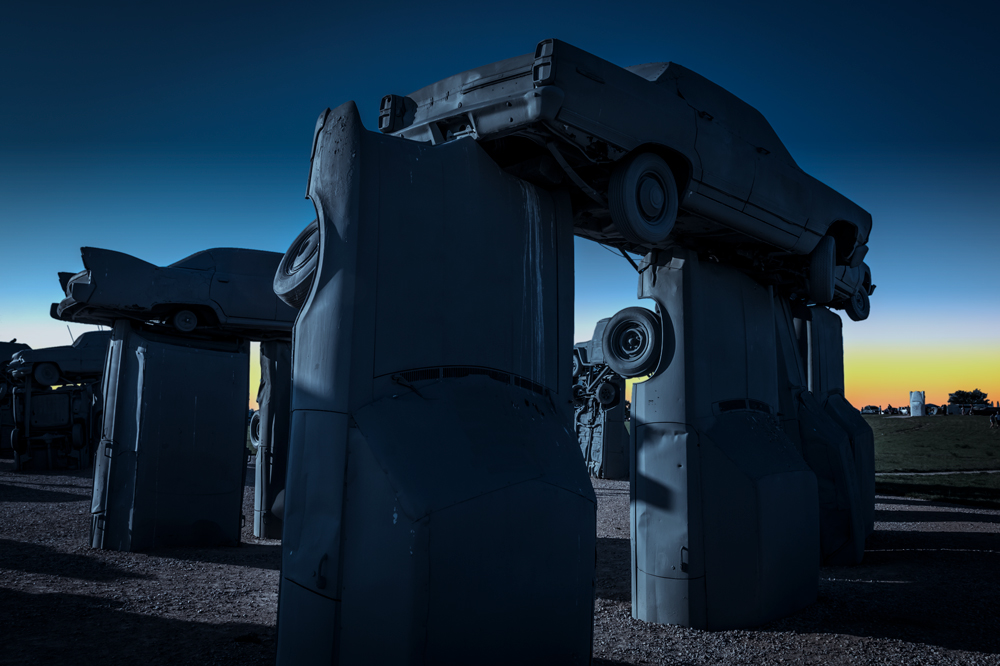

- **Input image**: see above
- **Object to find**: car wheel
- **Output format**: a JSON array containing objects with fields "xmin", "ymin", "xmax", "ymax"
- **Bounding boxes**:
[
  {"xmin": 172, "ymin": 309, "xmax": 198, "ymax": 333},
  {"xmin": 602, "ymin": 307, "xmax": 661, "ymax": 378},
  {"xmin": 249, "ymin": 410, "xmax": 262, "ymax": 454},
  {"xmin": 274, "ymin": 219, "xmax": 320, "ymax": 310},
  {"xmin": 844, "ymin": 288, "xmax": 870, "ymax": 322},
  {"xmin": 33, "ymin": 363, "xmax": 61, "ymax": 387},
  {"xmin": 596, "ymin": 382, "xmax": 619, "ymax": 408},
  {"xmin": 609, "ymin": 153, "xmax": 678, "ymax": 247},
  {"xmin": 71, "ymin": 423, "xmax": 84, "ymax": 448},
  {"xmin": 809, "ymin": 235, "xmax": 835, "ymax": 304}
]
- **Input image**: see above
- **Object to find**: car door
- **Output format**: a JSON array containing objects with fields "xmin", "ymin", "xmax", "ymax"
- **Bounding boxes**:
[
  {"xmin": 669, "ymin": 67, "xmax": 757, "ymax": 211},
  {"xmin": 209, "ymin": 251, "xmax": 280, "ymax": 323}
]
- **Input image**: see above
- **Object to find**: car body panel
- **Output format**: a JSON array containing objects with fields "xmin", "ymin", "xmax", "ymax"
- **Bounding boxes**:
[
  {"xmin": 7, "ymin": 331, "xmax": 111, "ymax": 382},
  {"xmin": 52, "ymin": 247, "xmax": 295, "ymax": 339},
  {"xmin": 384, "ymin": 39, "xmax": 872, "ymax": 268}
]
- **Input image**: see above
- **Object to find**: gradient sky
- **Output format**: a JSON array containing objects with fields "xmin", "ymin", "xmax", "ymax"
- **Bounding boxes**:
[{"xmin": 2, "ymin": 0, "xmax": 998, "ymax": 409}]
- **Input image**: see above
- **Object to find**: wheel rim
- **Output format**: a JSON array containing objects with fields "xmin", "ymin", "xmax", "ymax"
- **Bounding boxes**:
[
  {"xmin": 853, "ymin": 290, "xmax": 865, "ymax": 310},
  {"xmin": 611, "ymin": 320, "xmax": 649, "ymax": 362},
  {"xmin": 636, "ymin": 174, "xmax": 666, "ymax": 222},
  {"xmin": 288, "ymin": 232, "xmax": 319, "ymax": 275},
  {"xmin": 174, "ymin": 310, "xmax": 197, "ymax": 332}
]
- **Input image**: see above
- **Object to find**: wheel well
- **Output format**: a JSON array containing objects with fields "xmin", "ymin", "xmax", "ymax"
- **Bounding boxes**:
[
  {"xmin": 624, "ymin": 143, "xmax": 693, "ymax": 200},
  {"xmin": 825, "ymin": 220, "xmax": 860, "ymax": 262}
]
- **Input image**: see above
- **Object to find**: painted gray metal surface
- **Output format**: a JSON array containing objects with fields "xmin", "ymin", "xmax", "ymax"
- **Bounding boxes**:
[
  {"xmin": 90, "ymin": 320, "xmax": 249, "ymax": 551},
  {"xmin": 383, "ymin": 38, "xmax": 872, "ymax": 306},
  {"xmin": 5, "ymin": 333, "xmax": 109, "ymax": 471},
  {"xmin": 804, "ymin": 306, "xmax": 876, "ymax": 538},
  {"xmin": 276, "ymin": 102, "xmax": 595, "ymax": 664},
  {"xmin": 52, "ymin": 247, "xmax": 295, "ymax": 339},
  {"xmin": 6, "ymin": 331, "xmax": 110, "ymax": 384},
  {"xmin": 774, "ymin": 302, "xmax": 868, "ymax": 563},
  {"xmin": 253, "ymin": 339, "xmax": 290, "ymax": 539},
  {"xmin": 0, "ymin": 341, "xmax": 31, "ymax": 460},
  {"xmin": 910, "ymin": 391, "xmax": 926, "ymax": 417},
  {"xmin": 573, "ymin": 321, "xmax": 629, "ymax": 479},
  {"xmin": 629, "ymin": 247, "xmax": 819, "ymax": 629}
]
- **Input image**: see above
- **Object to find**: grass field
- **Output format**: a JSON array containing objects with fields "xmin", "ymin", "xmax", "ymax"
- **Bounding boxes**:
[
  {"xmin": 867, "ymin": 414, "xmax": 1000, "ymax": 472},
  {"xmin": 866, "ymin": 414, "xmax": 1000, "ymax": 506}
]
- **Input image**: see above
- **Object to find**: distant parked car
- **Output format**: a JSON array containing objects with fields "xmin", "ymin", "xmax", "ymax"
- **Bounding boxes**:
[
  {"xmin": 52, "ymin": 247, "xmax": 296, "ymax": 339},
  {"xmin": 860, "ymin": 405, "xmax": 880, "ymax": 415},
  {"xmin": 381, "ymin": 38, "xmax": 873, "ymax": 312}
]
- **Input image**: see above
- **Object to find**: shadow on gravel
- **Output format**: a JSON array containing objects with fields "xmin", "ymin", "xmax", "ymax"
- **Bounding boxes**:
[
  {"xmin": 0, "ymin": 539, "xmax": 153, "ymax": 581},
  {"xmin": 761, "ymin": 529, "xmax": 1000, "ymax": 654},
  {"xmin": 592, "ymin": 507, "xmax": 1000, "ymax": 655},
  {"xmin": 876, "ymin": 507, "xmax": 1000, "ymax": 525},
  {"xmin": 0, "ymin": 482, "xmax": 89, "ymax": 504},
  {"xmin": 596, "ymin": 537, "xmax": 630, "ymax": 602},
  {"xmin": 148, "ymin": 544, "xmax": 282, "ymax": 570},
  {"xmin": 0, "ymin": 587, "xmax": 276, "ymax": 666},
  {"xmin": 877, "ymin": 485, "xmax": 1000, "ymax": 510}
]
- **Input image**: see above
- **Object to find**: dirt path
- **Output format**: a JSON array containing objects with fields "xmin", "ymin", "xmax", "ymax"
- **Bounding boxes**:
[{"xmin": 2, "ymin": 453, "xmax": 999, "ymax": 665}]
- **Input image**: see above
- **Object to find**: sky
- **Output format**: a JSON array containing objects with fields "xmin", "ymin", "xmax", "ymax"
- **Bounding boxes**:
[{"xmin": 2, "ymin": 0, "xmax": 998, "ymax": 409}]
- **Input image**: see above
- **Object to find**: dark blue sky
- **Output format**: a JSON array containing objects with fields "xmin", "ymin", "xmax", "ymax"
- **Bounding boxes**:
[{"xmin": 3, "ymin": 0, "xmax": 1000, "ymax": 359}]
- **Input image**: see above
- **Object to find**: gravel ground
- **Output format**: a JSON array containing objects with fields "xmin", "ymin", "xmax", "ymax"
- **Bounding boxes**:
[{"xmin": 2, "ymin": 451, "xmax": 998, "ymax": 665}]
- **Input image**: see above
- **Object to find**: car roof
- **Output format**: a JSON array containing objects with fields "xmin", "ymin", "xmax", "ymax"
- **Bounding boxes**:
[
  {"xmin": 169, "ymin": 248, "xmax": 282, "ymax": 276},
  {"xmin": 629, "ymin": 62, "xmax": 796, "ymax": 167},
  {"xmin": 72, "ymin": 331, "xmax": 112, "ymax": 349}
]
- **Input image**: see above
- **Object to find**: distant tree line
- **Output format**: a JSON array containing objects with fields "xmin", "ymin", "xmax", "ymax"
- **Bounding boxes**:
[{"xmin": 948, "ymin": 389, "xmax": 989, "ymax": 405}]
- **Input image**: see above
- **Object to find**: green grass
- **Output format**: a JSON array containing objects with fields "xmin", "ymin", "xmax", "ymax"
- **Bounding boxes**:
[
  {"xmin": 866, "ymin": 415, "xmax": 1000, "ymax": 506},
  {"xmin": 866, "ymin": 415, "xmax": 1000, "ymax": 473}
]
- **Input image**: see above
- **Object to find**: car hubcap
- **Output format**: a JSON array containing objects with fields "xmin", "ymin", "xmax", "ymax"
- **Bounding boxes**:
[
  {"xmin": 289, "ymin": 233, "xmax": 319, "ymax": 274},
  {"xmin": 614, "ymin": 322, "xmax": 648, "ymax": 360},
  {"xmin": 638, "ymin": 175, "xmax": 665, "ymax": 220},
  {"xmin": 175, "ymin": 311, "xmax": 197, "ymax": 332}
]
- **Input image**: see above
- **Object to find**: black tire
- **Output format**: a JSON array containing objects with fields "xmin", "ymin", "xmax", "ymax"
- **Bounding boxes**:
[
  {"xmin": 249, "ymin": 410, "xmax": 262, "ymax": 454},
  {"xmin": 33, "ymin": 363, "xmax": 60, "ymax": 387},
  {"xmin": 172, "ymin": 309, "xmax": 198, "ymax": 333},
  {"xmin": 602, "ymin": 307, "xmax": 661, "ymax": 378},
  {"xmin": 274, "ymin": 219, "xmax": 320, "ymax": 310},
  {"xmin": 809, "ymin": 235, "xmax": 836, "ymax": 304},
  {"xmin": 571, "ymin": 351, "xmax": 581, "ymax": 379},
  {"xmin": 609, "ymin": 153, "xmax": 678, "ymax": 247},
  {"xmin": 844, "ymin": 288, "xmax": 870, "ymax": 322},
  {"xmin": 596, "ymin": 382, "xmax": 619, "ymax": 408}
]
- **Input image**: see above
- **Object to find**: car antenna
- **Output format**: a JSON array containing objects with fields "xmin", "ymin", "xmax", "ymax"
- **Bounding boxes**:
[
  {"xmin": 66, "ymin": 325, "xmax": 75, "ymax": 343},
  {"xmin": 598, "ymin": 242, "xmax": 640, "ymax": 273}
]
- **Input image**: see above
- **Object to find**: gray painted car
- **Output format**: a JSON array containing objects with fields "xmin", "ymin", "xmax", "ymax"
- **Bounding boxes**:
[
  {"xmin": 381, "ymin": 38, "xmax": 872, "ymax": 308},
  {"xmin": 7, "ymin": 331, "xmax": 110, "ymax": 386},
  {"xmin": 52, "ymin": 247, "xmax": 295, "ymax": 339}
]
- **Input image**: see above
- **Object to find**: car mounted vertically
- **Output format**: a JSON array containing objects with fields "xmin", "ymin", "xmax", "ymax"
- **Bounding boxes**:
[{"xmin": 379, "ymin": 38, "xmax": 874, "ymax": 318}]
